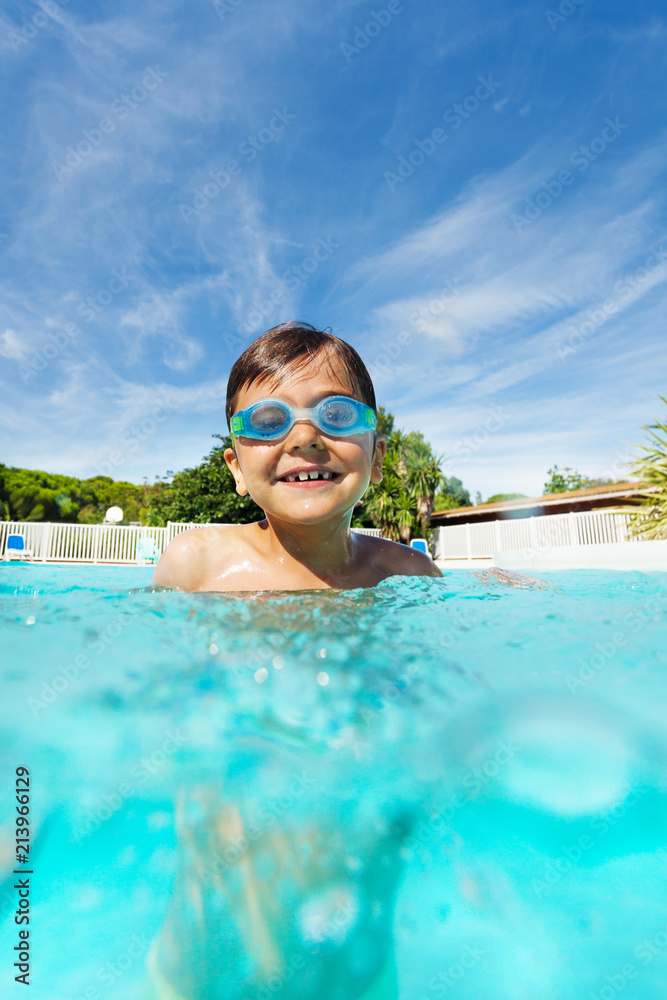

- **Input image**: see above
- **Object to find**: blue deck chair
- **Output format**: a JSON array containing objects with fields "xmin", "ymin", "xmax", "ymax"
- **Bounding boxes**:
[
  {"xmin": 410, "ymin": 538, "xmax": 430, "ymax": 556},
  {"xmin": 136, "ymin": 536, "xmax": 159, "ymax": 565},
  {"xmin": 4, "ymin": 534, "xmax": 33, "ymax": 561}
]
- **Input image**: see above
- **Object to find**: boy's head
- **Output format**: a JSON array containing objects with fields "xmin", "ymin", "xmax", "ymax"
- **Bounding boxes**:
[
  {"xmin": 226, "ymin": 322, "xmax": 378, "ymax": 452},
  {"xmin": 223, "ymin": 322, "xmax": 385, "ymax": 521}
]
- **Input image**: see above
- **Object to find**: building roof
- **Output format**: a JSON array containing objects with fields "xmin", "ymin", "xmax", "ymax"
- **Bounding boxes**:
[{"xmin": 431, "ymin": 481, "xmax": 645, "ymax": 523}]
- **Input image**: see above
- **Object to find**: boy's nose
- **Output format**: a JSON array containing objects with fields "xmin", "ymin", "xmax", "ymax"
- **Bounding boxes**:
[{"xmin": 285, "ymin": 418, "xmax": 325, "ymax": 447}]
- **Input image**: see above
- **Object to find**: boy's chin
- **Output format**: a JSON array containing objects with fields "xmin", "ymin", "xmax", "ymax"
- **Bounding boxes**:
[{"xmin": 266, "ymin": 500, "xmax": 359, "ymax": 524}]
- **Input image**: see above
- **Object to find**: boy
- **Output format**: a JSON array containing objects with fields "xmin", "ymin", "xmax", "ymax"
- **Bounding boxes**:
[{"xmin": 154, "ymin": 322, "xmax": 443, "ymax": 592}]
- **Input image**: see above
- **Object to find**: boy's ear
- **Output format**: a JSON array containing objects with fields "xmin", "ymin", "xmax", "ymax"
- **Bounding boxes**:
[
  {"xmin": 370, "ymin": 434, "xmax": 386, "ymax": 484},
  {"xmin": 223, "ymin": 446, "xmax": 249, "ymax": 496}
]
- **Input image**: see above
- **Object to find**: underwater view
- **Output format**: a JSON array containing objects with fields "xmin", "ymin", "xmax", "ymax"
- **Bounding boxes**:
[{"xmin": 1, "ymin": 564, "xmax": 667, "ymax": 1000}]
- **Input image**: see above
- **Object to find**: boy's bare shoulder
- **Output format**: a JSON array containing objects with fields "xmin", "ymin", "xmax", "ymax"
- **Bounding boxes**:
[
  {"xmin": 153, "ymin": 525, "xmax": 236, "ymax": 590},
  {"xmin": 359, "ymin": 533, "xmax": 444, "ymax": 579}
]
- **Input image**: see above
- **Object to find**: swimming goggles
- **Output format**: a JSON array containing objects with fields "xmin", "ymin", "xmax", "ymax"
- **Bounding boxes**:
[{"xmin": 230, "ymin": 395, "xmax": 377, "ymax": 442}]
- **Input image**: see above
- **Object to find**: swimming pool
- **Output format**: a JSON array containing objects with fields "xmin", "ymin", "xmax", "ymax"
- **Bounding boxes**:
[{"xmin": 1, "ymin": 563, "xmax": 666, "ymax": 1000}]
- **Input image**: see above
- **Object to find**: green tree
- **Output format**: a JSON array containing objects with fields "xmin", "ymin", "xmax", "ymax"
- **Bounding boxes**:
[
  {"xmin": 359, "ymin": 433, "xmax": 418, "ymax": 542},
  {"xmin": 485, "ymin": 493, "xmax": 528, "ymax": 503},
  {"xmin": 433, "ymin": 476, "xmax": 472, "ymax": 510},
  {"xmin": 543, "ymin": 466, "xmax": 619, "ymax": 495},
  {"xmin": 544, "ymin": 466, "xmax": 585, "ymax": 493},
  {"xmin": 624, "ymin": 395, "xmax": 667, "ymax": 540},
  {"xmin": 0, "ymin": 464, "xmax": 9, "ymax": 520},
  {"xmin": 355, "ymin": 418, "xmax": 466, "ymax": 543},
  {"xmin": 0, "ymin": 465, "xmax": 157, "ymax": 524},
  {"xmin": 145, "ymin": 435, "xmax": 264, "ymax": 526},
  {"xmin": 375, "ymin": 406, "xmax": 394, "ymax": 437},
  {"xmin": 404, "ymin": 432, "xmax": 445, "ymax": 536}
]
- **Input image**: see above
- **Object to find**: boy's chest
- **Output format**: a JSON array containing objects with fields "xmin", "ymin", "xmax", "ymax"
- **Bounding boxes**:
[{"xmin": 198, "ymin": 546, "xmax": 392, "ymax": 592}]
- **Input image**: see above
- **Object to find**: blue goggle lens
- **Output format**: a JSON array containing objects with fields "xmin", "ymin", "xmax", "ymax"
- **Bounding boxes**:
[
  {"xmin": 249, "ymin": 403, "xmax": 289, "ymax": 435},
  {"xmin": 319, "ymin": 398, "xmax": 358, "ymax": 430}
]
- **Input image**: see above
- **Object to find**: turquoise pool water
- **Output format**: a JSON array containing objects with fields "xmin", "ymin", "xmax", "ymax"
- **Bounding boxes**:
[{"xmin": 1, "ymin": 564, "xmax": 667, "ymax": 1000}]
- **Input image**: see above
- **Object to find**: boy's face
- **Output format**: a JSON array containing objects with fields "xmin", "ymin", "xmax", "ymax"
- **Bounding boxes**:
[{"xmin": 223, "ymin": 352, "xmax": 386, "ymax": 526}]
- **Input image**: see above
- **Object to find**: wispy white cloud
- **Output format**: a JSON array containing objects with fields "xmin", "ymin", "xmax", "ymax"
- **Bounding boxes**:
[
  {"xmin": 0, "ymin": 328, "xmax": 28, "ymax": 361},
  {"xmin": 1, "ymin": 0, "xmax": 665, "ymax": 500}
]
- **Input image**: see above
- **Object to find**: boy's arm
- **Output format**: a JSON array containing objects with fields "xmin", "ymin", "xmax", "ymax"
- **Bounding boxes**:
[{"xmin": 153, "ymin": 528, "xmax": 210, "ymax": 591}]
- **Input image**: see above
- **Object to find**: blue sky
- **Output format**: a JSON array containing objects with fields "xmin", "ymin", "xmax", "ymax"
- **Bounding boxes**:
[{"xmin": 1, "ymin": 0, "xmax": 666, "ymax": 501}]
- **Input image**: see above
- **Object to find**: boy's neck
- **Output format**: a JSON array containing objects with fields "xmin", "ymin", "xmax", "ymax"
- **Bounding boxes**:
[{"xmin": 257, "ymin": 515, "xmax": 361, "ymax": 582}]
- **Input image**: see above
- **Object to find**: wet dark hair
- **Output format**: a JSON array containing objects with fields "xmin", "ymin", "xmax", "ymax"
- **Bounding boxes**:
[{"xmin": 225, "ymin": 322, "xmax": 377, "ymax": 435}]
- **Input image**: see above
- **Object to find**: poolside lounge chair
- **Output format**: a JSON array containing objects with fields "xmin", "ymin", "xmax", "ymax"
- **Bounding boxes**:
[
  {"xmin": 409, "ymin": 538, "xmax": 430, "ymax": 556},
  {"xmin": 4, "ymin": 534, "xmax": 34, "ymax": 561},
  {"xmin": 136, "ymin": 536, "xmax": 160, "ymax": 565}
]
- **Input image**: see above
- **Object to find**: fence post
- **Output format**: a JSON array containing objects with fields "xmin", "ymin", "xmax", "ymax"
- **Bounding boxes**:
[
  {"xmin": 40, "ymin": 523, "xmax": 51, "ymax": 563},
  {"xmin": 465, "ymin": 523, "xmax": 472, "ymax": 562},
  {"xmin": 528, "ymin": 516, "xmax": 537, "ymax": 552},
  {"xmin": 494, "ymin": 520, "xmax": 502, "ymax": 557},
  {"xmin": 568, "ymin": 512, "xmax": 578, "ymax": 546}
]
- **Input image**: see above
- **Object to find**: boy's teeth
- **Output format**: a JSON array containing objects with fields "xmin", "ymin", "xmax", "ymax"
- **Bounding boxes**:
[{"xmin": 284, "ymin": 471, "xmax": 334, "ymax": 482}]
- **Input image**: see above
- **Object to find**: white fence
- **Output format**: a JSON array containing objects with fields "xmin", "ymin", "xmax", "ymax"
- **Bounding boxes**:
[
  {"xmin": 0, "ymin": 521, "xmax": 382, "ymax": 564},
  {"xmin": 1, "ymin": 512, "xmax": 644, "ymax": 565},
  {"xmin": 433, "ymin": 510, "xmax": 641, "ymax": 562}
]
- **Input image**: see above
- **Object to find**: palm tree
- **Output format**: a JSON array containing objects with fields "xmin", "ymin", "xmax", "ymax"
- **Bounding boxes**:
[
  {"xmin": 360, "ymin": 422, "xmax": 445, "ymax": 542},
  {"xmin": 394, "ymin": 491, "xmax": 418, "ymax": 543},
  {"xmin": 625, "ymin": 396, "xmax": 667, "ymax": 539},
  {"xmin": 401, "ymin": 432, "xmax": 443, "ymax": 538},
  {"xmin": 407, "ymin": 452, "xmax": 444, "ymax": 536}
]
